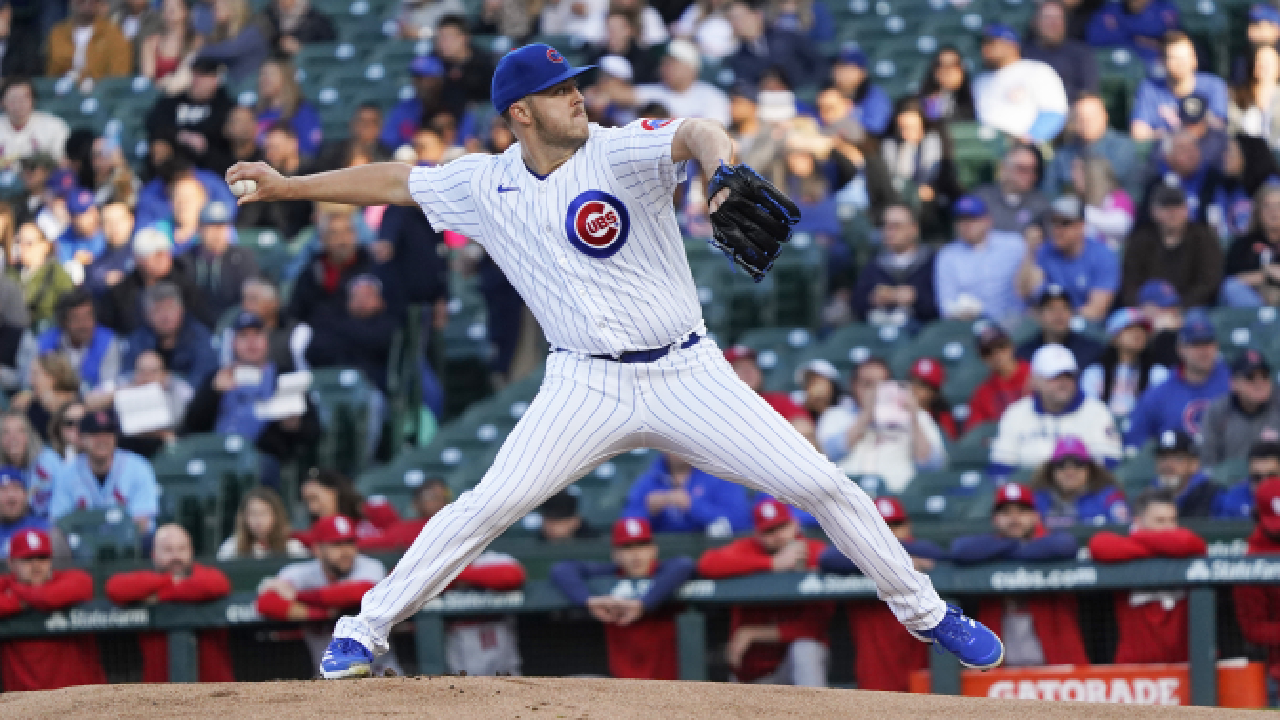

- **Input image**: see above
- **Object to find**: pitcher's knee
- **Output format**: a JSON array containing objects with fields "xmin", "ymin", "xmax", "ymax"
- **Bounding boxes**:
[{"xmin": 785, "ymin": 471, "xmax": 856, "ymax": 514}]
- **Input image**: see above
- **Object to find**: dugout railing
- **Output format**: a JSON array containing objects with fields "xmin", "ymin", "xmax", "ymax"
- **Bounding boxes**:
[{"xmin": 0, "ymin": 550, "xmax": 1273, "ymax": 705}]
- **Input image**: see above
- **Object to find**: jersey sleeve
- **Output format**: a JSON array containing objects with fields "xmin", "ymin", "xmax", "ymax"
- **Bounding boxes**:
[
  {"xmin": 602, "ymin": 118, "xmax": 689, "ymax": 210},
  {"xmin": 407, "ymin": 156, "xmax": 486, "ymax": 237}
]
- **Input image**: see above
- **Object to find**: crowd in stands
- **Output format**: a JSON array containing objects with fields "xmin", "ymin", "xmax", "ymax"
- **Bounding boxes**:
[{"xmin": 4, "ymin": 0, "xmax": 1280, "ymax": 698}]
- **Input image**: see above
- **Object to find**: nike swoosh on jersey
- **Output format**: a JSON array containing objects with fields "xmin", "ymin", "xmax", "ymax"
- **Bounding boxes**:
[{"xmin": 498, "ymin": 185, "xmax": 519, "ymax": 193}]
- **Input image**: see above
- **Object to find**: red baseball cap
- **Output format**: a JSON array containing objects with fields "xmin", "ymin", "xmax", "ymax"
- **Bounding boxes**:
[
  {"xmin": 875, "ymin": 496, "xmax": 907, "ymax": 524},
  {"xmin": 310, "ymin": 515, "xmax": 358, "ymax": 545},
  {"xmin": 909, "ymin": 358, "xmax": 946, "ymax": 390},
  {"xmin": 723, "ymin": 345, "xmax": 757, "ymax": 364},
  {"xmin": 994, "ymin": 483, "xmax": 1036, "ymax": 511},
  {"xmin": 9, "ymin": 529, "xmax": 52, "ymax": 560},
  {"xmin": 1256, "ymin": 478, "xmax": 1280, "ymax": 535},
  {"xmin": 612, "ymin": 517, "xmax": 653, "ymax": 546},
  {"xmin": 754, "ymin": 498, "xmax": 794, "ymax": 532}
]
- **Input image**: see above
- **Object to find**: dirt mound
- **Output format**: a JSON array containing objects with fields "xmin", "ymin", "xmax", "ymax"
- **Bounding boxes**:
[{"xmin": 0, "ymin": 676, "xmax": 1261, "ymax": 719}]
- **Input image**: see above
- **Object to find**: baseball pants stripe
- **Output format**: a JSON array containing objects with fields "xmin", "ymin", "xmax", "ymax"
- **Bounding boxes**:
[{"xmin": 335, "ymin": 339, "xmax": 945, "ymax": 655}]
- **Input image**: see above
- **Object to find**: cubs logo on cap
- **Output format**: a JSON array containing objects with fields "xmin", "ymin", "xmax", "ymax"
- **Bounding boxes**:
[
  {"xmin": 754, "ymin": 498, "xmax": 793, "ymax": 532},
  {"xmin": 565, "ymin": 190, "xmax": 631, "ymax": 258},
  {"xmin": 547, "ymin": 47, "xmax": 565, "ymax": 63},
  {"xmin": 9, "ymin": 529, "xmax": 51, "ymax": 559},
  {"xmin": 612, "ymin": 517, "xmax": 653, "ymax": 546},
  {"xmin": 491, "ymin": 43, "xmax": 596, "ymax": 113}
]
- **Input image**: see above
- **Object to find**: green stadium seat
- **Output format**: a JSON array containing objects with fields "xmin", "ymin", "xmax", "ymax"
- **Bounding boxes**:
[
  {"xmin": 1211, "ymin": 456, "xmax": 1248, "ymax": 486},
  {"xmin": 898, "ymin": 482, "xmax": 993, "ymax": 520},
  {"xmin": 1116, "ymin": 447, "xmax": 1157, "ymax": 495},
  {"xmin": 813, "ymin": 321, "xmax": 911, "ymax": 379},
  {"xmin": 58, "ymin": 508, "xmax": 142, "ymax": 563},
  {"xmin": 737, "ymin": 327, "xmax": 819, "ymax": 391},
  {"xmin": 1211, "ymin": 306, "xmax": 1280, "ymax": 358},
  {"xmin": 941, "ymin": 359, "xmax": 989, "ymax": 419},
  {"xmin": 905, "ymin": 468, "xmax": 991, "ymax": 499},
  {"xmin": 950, "ymin": 421, "xmax": 998, "ymax": 470},
  {"xmin": 311, "ymin": 367, "xmax": 380, "ymax": 476}
]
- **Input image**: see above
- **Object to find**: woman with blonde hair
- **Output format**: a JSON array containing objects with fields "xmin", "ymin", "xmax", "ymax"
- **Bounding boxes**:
[
  {"xmin": 255, "ymin": 59, "xmax": 323, "ymax": 157},
  {"xmin": 11, "ymin": 354, "xmax": 82, "ymax": 445},
  {"xmin": 199, "ymin": 0, "xmax": 270, "ymax": 82},
  {"xmin": 217, "ymin": 486, "xmax": 309, "ymax": 559},
  {"xmin": 0, "ymin": 409, "xmax": 61, "ymax": 517},
  {"xmin": 140, "ymin": 0, "xmax": 204, "ymax": 93},
  {"xmin": 6, "ymin": 222, "xmax": 73, "ymax": 326},
  {"xmin": 1071, "ymin": 155, "xmax": 1134, "ymax": 249}
]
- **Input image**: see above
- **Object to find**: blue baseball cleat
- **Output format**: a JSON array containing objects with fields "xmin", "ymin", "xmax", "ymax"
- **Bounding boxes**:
[
  {"xmin": 910, "ymin": 604, "xmax": 1005, "ymax": 670},
  {"xmin": 320, "ymin": 637, "xmax": 374, "ymax": 679}
]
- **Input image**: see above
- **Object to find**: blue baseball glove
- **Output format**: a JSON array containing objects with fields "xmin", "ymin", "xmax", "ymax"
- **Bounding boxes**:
[{"xmin": 707, "ymin": 162, "xmax": 801, "ymax": 282}]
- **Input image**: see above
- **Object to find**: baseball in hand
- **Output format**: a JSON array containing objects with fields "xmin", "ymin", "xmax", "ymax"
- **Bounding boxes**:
[{"xmin": 229, "ymin": 179, "xmax": 258, "ymax": 197}]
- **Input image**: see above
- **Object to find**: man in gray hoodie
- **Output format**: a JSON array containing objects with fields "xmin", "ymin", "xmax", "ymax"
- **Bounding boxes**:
[{"xmin": 1201, "ymin": 349, "xmax": 1280, "ymax": 466}]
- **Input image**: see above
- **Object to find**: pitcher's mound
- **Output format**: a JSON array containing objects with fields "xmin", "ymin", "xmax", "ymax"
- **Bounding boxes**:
[{"xmin": 0, "ymin": 676, "xmax": 1262, "ymax": 718}]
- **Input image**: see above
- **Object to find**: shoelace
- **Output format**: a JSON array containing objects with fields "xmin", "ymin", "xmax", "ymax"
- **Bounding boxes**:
[{"xmin": 326, "ymin": 639, "xmax": 366, "ymax": 661}]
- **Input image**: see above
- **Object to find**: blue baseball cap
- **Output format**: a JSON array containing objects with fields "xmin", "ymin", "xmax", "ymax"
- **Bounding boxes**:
[
  {"xmin": 491, "ymin": 43, "xmax": 595, "ymax": 114},
  {"xmin": 48, "ymin": 168, "xmax": 77, "ymax": 194},
  {"xmin": 232, "ymin": 310, "xmax": 265, "ymax": 332},
  {"xmin": 201, "ymin": 200, "xmax": 232, "ymax": 226},
  {"xmin": 983, "ymin": 23, "xmax": 1020, "ymax": 45},
  {"xmin": 1136, "ymin": 279, "xmax": 1180, "ymax": 308},
  {"xmin": 837, "ymin": 47, "xmax": 868, "ymax": 68},
  {"xmin": 1179, "ymin": 310, "xmax": 1217, "ymax": 345},
  {"xmin": 1251, "ymin": 3, "xmax": 1280, "ymax": 24},
  {"xmin": 409, "ymin": 55, "xmax": 445, "ymax": 77},
  {"xmin": 0, "ymin": 466, "xmax": 25, "ymax": 489},
  {"xmin": 65, "ymin": 188, "xmax": 95, "ymax": 216},
  {"xmin": 1105, "ymin": 308, "xmax": 1152, "ymax": 339},
  {"xmin": 953, "ymin": 194, "xmax": 988, "ymax": 218}
]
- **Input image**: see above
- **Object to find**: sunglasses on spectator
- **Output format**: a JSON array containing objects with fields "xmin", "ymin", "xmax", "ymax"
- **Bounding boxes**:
[
  {"xmin": 1051, "ymin": 217, "xmax": 1078, "ymax": 227},
  {"xmin": 1053, "ymin": 458, "xmax": 1089, "ymax": 470}
]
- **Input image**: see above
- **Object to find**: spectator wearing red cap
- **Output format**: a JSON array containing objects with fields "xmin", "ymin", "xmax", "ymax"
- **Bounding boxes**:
[
  {"xmin": 966, "ymin": 321, "xmax": 1033, "ymax": 433},
  {"xmin": 105, "ymin": 524, "xmax": 234, "ymax": 682},
  {"xmin": 1089, "ymin": 489, "xmax": 1206, "ymax": 664},
  {"xmin": 950, "ymin": 483, "xmax": 1087, "ymax": 667},
  {"xmin": 1234, "ymin": 478, "xmax": 1280, "ymax": 685},
  {"xmin": 816, "ymin": 357, "xmax": 947, "ymax": 492},
  {"xmin": 256, "ymin": 515, "xmax": 402, "ymax": 675},
  {"xmin": 550, "ymin": 518, "xmax": 696, "ymax": 680},
  {"xmin": 723, "ymin": 345, "xmax": 817, "ymax": 446},
  {"xmin": 0, "ymin": 528, "xmax": 105, "ymax": 690},
  {"xmin": 819, "ymin": 497, "xmax": 946, "ymax": 691},
  {"xmin": 1030, "ymin": 436, "xmax": 1130, "ymax": 527},
  {"xmin": 697, "ymin": 499, "xmax": 833, "ymax": 686},
  {"xmin": 358, "ymin": 482, "xmax": 527, "ymax": 677},
  {"xmin": 906, "ymin": 357, "xmax": 957, "ymax": 440}
]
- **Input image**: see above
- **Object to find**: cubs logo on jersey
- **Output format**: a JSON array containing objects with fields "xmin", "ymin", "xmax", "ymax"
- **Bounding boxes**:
[
  {"xmin": 565, "ymin": 190, "xmax": 631, "ymax": 258},
  {"xmin": 640, "ymin": 118, "xmax": 674, "ymax": 130}
]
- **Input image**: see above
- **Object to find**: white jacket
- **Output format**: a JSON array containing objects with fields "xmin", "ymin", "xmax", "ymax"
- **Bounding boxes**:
[
  {"xmin": 989, "ymin": 393, "xmax": 1122, "ymax": 471},
  {"xmin": 816, "ymin": 399, "xmax": 947, "ymax": 493}
]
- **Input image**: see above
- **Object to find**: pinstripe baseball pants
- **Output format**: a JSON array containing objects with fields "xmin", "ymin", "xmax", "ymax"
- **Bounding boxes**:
[{"xmin": 335, "ymin": 337, "xmax": 947, "ymax": 655}]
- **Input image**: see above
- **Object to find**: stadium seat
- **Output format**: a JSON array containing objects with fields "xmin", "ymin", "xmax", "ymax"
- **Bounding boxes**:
[
  {"xmin": 950, "ymin": 422, "xmax": 999, "ymax": 470},
  {"xmin": 57, "ymin": 507, "xmax": 141, "ymax": 563},
  {"xmin": 816, "ymin": 321, "xmax": 911, "ymax": 378},
  {"xmin": 1115, "ymin": 447, "xmax": 1157, "ymax": 495},
  {"xmin": 737, "ymin": 326, "xmax": 819, "ymax": 392},
  {"xmin": 311, "ymin": 367, "xmax": 380, "ymax": 476}
]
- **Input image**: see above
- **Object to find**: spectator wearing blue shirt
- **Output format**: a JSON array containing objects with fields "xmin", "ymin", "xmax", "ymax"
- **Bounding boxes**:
[
  {"xmin": 827, "ymin": 48, "xmax": 892, "ymax": 137},
  {"xmin": 1015, "ymin": 285, "xmax": 1106, "ymax": 370},
  {"xmin": 121, "ymin": 281, "xmax": 219, "ymax": 391},
  {"xmin": 623, "ymin": 453, "xmax": 752, "ymax": 535},
  {"xmin": 1217, "ymin": 440, "xmax": 1280, "ymax": 518},
  {"xmin": 949, "ymin": 482, "xmax": 1080, "ymax": 564},
  {"xmin": 56, "ymin": 188, "xmax": 105, "ymax": 272},
  {"xmin": 1026, "ymin": 195, "xmax": 1120, "ymax": 321},
  {"xmin": 1131, "ymin": 32, "xmax": 1228, "ymax": 141},
  {"xmin": 255, "ymin": 59, "xmax": 324, "ymax": 158},
  {"xmin": 1148, "ymin": 430, "xmax": 1224, "ymax": 518},
  {"xmin": 49, "ymin": 409, "xmax": 158, "ymax": 535},
  {"xmin": 0, "ymin": 466, "xmax": 49, "ymax": 560},
  {"xmin": 86, "ymin": 201, "xmax": 136, "ymax": 295},
  {"xmin": 1086, "ymin": 0, "xmax": 1181, "ymax": 62},
  {"xmin": 1125, "ymin": 311, "xmax": 1231, "ymax": 450},
  {"xmin": 1044, "ymin": 94, "xmax": 1140, "ymax": 199},
  {"xmin": 381, "ymin": 56, "xmax": 448, "ymax": 150},
  {"xmin": 725, "ymin": 1, "xmax": 824, "ymax": 93},
  {"xmin": 134, "ymin": 157, "xmax": 238, "ymax": 231},
  {"xmin": 1031, "ymin": 436, "xmax": 1131, "ymax": 527},
  {"xmin": 934, "ymin": 195, "xmax": 1028, "ymax": 325}
]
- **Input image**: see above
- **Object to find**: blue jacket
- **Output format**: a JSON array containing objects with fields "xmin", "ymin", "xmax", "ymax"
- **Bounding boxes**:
[
  {"xmin": 949, "ymin": 529, "xmax": 1079, "ymax": 565},
  {"xmin": 1085, "ymin": 0, "xmax": 1181, "ymax": 61},
  {"xmin": 1215, "ymin": 481, "xmax": 1255, "ymax": 519},
  {"xmin": 853, "ymin": 84, "xmax": 893, "ymax": 137},
  {"xmin": 1034, "ymin": 486, "xmax": 1130, "ymax": 526},
  {"xmin": 38, "ymin": 325, "xmax": 116, "ymax": 388},
  {"xmin": 1125, "ymin": 362, "xmax": 1231, "ymax": 449},
  {"xmin": 85, "ymin": 243, "xmax": 134, "ymax": 295},
  {"xmin": 623, "ymin": 456, "xmax": 752, "ymax": 533},
  {"xmin": 1159, "ymin": 472, "xmax": 1224, "ymax": 519},
  {"xmin": 55, "ymin": 228, "xmax": 105, "ymax": 266},
  {"xmin": 818, "ymin": 539, "xmax": 947, "ymax": 573},
  {"xmin": 258, "ymin": 102, "xmax": 323, "ymax": 157},
  {"xmin": 122, "ymin": 317, "xmax": 218, "ymax": 389},
  {"xmin": 135, "ymin": 168, "xmax": 238, "ymax": 231},
  {"xmin": 0, "ymin": 513, "xmax": 50, "ymax": 559},
  {"xmin": 380, "ymin": 99, "xmax": 479, "ymax": 149},
  {"xmin": 549, "ymin": 557, "xmax": 696, "ymax": 610},
  {"xmin": 726, "ymin": 28, "xmax": 825, "ymax": 91}
]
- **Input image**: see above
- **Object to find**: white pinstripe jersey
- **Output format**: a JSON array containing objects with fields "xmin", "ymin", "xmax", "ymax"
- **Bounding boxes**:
[{"xmin": 407, "ymin": 117, "xmax": 703, "ymax": 356}]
